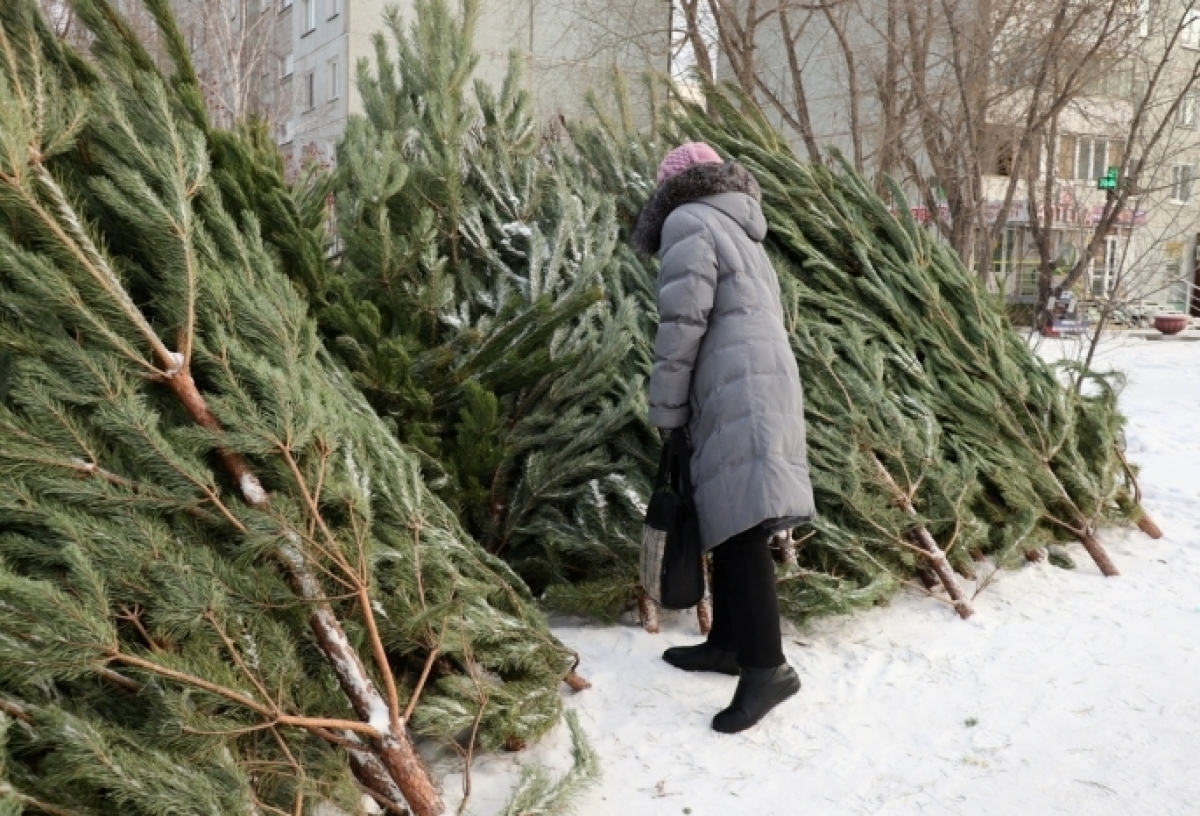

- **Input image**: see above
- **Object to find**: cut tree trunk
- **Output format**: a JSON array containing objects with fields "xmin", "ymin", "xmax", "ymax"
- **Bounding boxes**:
[
  {"xmin": 1077, "ymin": 526, "xmax": 1120, "ymax": 577},
  {"xmin": 916, "ymin": 565, "xmax": 939, "ymax": 591},
  {"xmin": 637, "ymin": 589, "xmax": 660, "ymax": 634},
  {"xmin": 1115, "ymin": 446, "xmax": 1161, "ymax": 539},
  {"xmin": 1136, "ymin": 513, "xmax": 1163, "ymax": 539},
  {"xmin": 908, "ymin": 528, "xmax": 975, "ymax": 619},
  {"xmin": 696, "ymin": 554, "xmax": 713, "ymax": 635},
  {"xmin": 564, "ymin": 671, "xmax": 591, "ymax": 692},
  {"xmin": 696, "ymin": 596, "xmax": 713, "ymax": 635},
  {"xmin": 870, "ymin": 453, "xmax": 974, "ymax": 619},
  {"xmin": 165, "ymin": 366, "xmax": 443, "ymax": 816},
  {"xmin": 773, "ymin": 530, "xmax": 799, "ymax": 569}
]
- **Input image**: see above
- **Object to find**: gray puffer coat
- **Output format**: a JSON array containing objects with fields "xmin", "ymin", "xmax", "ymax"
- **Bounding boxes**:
[{"xmin": 632, "ymin": 162, "xmax": 814, "ymax": 551}]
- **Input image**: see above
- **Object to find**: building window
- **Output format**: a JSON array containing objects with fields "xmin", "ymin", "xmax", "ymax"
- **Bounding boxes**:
[
  {"xmin": 1140, "ymin": 0, "xmax": 1150, "ymax": 37},
  {"xmin": 328, "ymin": 59, "xmax": 340, "ymax": 101},
  {"xmin": 1183, "ymin": 9, "xmax": 1200, "ymax": 49},
  {"xmin": 1179, "ymin": 95, "xmax": 1198, "ymax": 128},
  {"xmin": 1172, "ymin": 164, "xmax": 1194, "ymax": 202},
  {"xmin": 1164, "ymin": 258, "xmax": 1189, "ymax": 310},
  {"xmin": 280, "ymin": 52, "xmax": 294, "ymax": 78},
  {"xmin": 304, "ymin": 71, "xmax": 315, "ymax": 110},
  {"xmin": 1059, "ymin": 136, "xmax": 1121, "ymax": 182},
  {"xmin": 280, "ymin": 0, "xmax": 293, "ymax": 8},
  {"xmin": 328, "ymin": 0, "xmax": 341, "ymax": 18},
  {"xmin": 303, "ymin": 0, "xmax": 316, "ymax": 33},
  {"xmin": 277, "ymin": 119, "xmax": 295, "ymax": 145},
  {"xmin": 1089, "ymin": 236, "xmax": 1120, "ymax": 299},
  {"xmin": 1085, "ymin": 63, "xmax": 1133, "ymax": 99}
]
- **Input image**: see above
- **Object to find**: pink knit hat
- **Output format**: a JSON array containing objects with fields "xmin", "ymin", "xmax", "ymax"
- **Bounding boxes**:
[{"xmin": 656, "ymin": 142, "xmax": 723, "ymax": 184}]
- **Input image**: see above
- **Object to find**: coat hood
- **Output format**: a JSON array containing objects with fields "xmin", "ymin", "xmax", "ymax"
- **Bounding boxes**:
[{"xmin": 631, "ymin": 162, "xmax": 765, "ymax": 255}]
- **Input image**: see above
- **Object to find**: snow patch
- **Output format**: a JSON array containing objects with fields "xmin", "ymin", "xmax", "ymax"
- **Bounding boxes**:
[
  {"xmin": 501, "ymin": 221, "xmax": 533, "ymax": 238},
  {"xmin": 436, "ymin": 338, "xmax": 1200, "ymax": 816},
  {"xmin": 239, "ymin": 473, "xmax": 267, "ymax": 505},
  {"xmin": 366, "ymin": 697, "xmax": 392, "ymax": 734}
]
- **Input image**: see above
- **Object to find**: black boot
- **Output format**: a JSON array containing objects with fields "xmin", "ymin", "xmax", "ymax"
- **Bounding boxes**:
[
  {"xmin": 662, "ymin": 642, "xmax": 740, "ymax": 676},
  {"xmin": 711, "ymin": 664, "xmax": 800, "ymax": 733}
]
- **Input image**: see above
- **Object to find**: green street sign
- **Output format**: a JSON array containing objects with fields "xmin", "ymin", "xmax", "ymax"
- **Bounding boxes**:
[{"xmin": 1097, "ymin": 166, "xmax": 1119, "ymax": 190}]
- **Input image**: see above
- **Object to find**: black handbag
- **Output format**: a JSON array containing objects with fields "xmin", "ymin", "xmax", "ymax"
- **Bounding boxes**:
[{"xmin": 639, "ymin": 427, "xmax": 705, "ymax": 610}]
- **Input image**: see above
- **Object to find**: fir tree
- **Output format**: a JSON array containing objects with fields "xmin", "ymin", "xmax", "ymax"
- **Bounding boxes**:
[
  {"xmin": 0, "ymin": 2, "xmax": 575, "ymax": 813},
  {"xmin": 305, "ymin": 0, "xmax": 657, "ymax": 603}
]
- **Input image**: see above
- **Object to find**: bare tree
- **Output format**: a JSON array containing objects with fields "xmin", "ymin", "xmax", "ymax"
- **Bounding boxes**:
[{"xmin": 174, "ymin": 0, "xmax": 283, "ymax": 129}]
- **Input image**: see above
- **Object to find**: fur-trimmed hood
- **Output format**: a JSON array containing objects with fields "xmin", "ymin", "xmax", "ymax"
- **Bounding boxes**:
[{"xmin": 631, "ymin": 161, "xmax": 764, "ymax": 255}]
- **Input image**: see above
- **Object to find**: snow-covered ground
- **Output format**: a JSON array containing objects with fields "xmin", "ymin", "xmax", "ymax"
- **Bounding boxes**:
[{"xmin": 441, "ymin": 335, "xmax": 1200, "ymax": 816}]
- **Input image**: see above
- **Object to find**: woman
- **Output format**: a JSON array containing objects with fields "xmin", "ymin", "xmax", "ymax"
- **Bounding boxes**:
[{"xmin": 632, "ymin": 143, "xmax": 815, "ymax": 734}]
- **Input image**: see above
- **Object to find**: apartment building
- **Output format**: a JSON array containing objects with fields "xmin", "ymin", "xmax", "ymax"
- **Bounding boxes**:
[
  {"xmin": 740, "ymin": 0, "xmax": 1200, "ymax": 318},
  {"xmin": 174, "ymin": 0, "xmax": 668, "ymax": 170}
]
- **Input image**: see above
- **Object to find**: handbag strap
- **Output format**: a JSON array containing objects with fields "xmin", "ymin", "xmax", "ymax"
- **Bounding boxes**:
[
  {"xmin": 668, "ymin": 427, "xmax": 693, "ymax": 500},
  {"xmin": 652, "ymin": 433, "xmax": 673, "ymax": 491}
]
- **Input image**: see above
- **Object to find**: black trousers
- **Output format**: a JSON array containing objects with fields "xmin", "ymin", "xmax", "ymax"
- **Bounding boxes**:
[{"xmin": 705, "ymin": 526, "xmax": 785, "ymax": 670}]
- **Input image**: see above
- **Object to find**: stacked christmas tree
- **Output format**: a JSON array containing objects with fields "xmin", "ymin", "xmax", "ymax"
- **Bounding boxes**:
[
  {"xmin": 572, "ymin": 82, "xmax": 1155, "ymax": 623},
  {"xmin": 302, "ymin": 0, "xmax": 657, "ymax": 603},
  {"xmin": 0, "ymin": 1, "xmax": 579, "ymax": 812}
]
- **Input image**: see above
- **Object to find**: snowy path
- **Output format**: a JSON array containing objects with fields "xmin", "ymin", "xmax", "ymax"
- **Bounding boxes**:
[{"xmin": 441, "ymin": 338, "xmax": 1200, "ymax": 816}]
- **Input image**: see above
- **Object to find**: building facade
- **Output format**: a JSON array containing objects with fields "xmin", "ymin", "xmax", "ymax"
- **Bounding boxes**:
[
  {"xmin": 739, "ymin": 0, "xmax": 1200, "ymax": 319},
  {"xmin": 174, "ymin": 0, "xmax": 668, "ymax": 171}
]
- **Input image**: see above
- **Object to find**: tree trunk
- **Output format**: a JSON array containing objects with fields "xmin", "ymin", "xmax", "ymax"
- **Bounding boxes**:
[
  {"xmin": 908, "ymin": 528, "xmax": 975, "ymax": 619},
  {"xmin": 638, "ymin": 588, "xmax": 660, "ymax": 634},
  {"xmin": 1136, "ymin": 514, "xmax": 1163, "ymax": 539},
  {"xmin": 1077, "ymin": 525, "xmax": 1120, "ymax": 577},
  {"xmin": 870, "ymin": 452, "xmax": 974, "ymax": 618},
  {"xmin": 165, "ymin": 368, "xmax": 444, "ymax": 816}
]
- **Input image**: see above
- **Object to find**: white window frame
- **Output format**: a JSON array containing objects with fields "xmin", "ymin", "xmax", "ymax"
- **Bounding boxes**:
[
  {"xmin": 278, "ymin": 119, "xmax": 295, "ymax": 145},
  {"xmin": 1183, "ymin": 9, "xmax": 1200, "ymax": 49},
  {"xmin": 328, "ymin": 0, "xmax": 341, "ymax": 18},
  {"xmin": 1179, "ymin": 94, "xmax": 1198, "ymax": 128},
  {"xmin": 1089, "ymin": 236, "xmax": 1121, "ymax": 299},
  {"xmin": 1139, "ymin": 0, "xmax": 1150, "ymax": 38},
  {"xmin": 303, "ymin": 0, "xmax": 316, "ymax": 33},
  {"xmin": 1172, "ymin": 164, "xmax": 1194, "ymax": 203},
  {"xmin": 304, "ymin": 71, "xmax": 316, "ymax": 110},
  {"xmin": 279, "ymin": 0, "xmax": 293, "ymax": 8},
  {"xmin": 1163, "ymin": 258, "xmax": 1189, "ymax": 310},
  {"xmin": 1073, "ymin": 136, "xmax": 1116, "ymax": 182},
  {"xmin": 280, "ymin": 52, "xmax": 294, "ymax": 79},
  {"xmin": 328, "ymin": 59, "xmax": 340, "ymax": 101}
]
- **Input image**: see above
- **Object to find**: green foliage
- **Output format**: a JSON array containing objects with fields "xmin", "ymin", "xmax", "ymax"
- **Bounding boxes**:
[
  {"xmin": 495, "ymin": 710, "xmax": 600, "ymax": 816},
  {"xmin": 293, "ymin": 0, "xmax": 658, "ymax": 599},
  {"xmin": 0, "ymin": 1, "xmax": 573, "ymax": 811}
]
